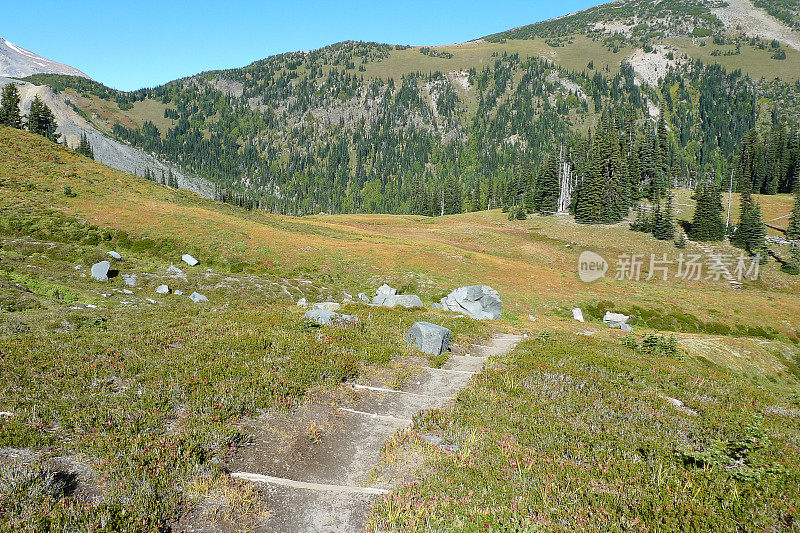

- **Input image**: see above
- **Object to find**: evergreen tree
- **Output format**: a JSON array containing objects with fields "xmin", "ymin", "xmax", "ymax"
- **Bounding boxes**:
[
  {"xmin": 691, "ymin": 184, "xmax": 725, "ymax": 241},
  {"xmin": 535, "ymin": 153, "xmax": 559, "ymax": 214},
  {"xmin": 76, "ymin": 132, "xmax": 94, "ymax": 159},
  {"xmin": 27, "ymin": 96, "xmax": 59, "ymax": 142},
  {"xmin": 733, "ymin": 181, "xmax": 767, "ymax": 258},
  {"xmin": 787, "ymin": 185, "xmax": 800, "ymax": 241},
  {"xmin": 653, "ymin": 195, "xmax": 675, "ymax": 240},
  {"xmin": 168, "ymin": 169, "xmax": 178, "ymax": 188},
  {"xmin": 0, "ymin": 83, "xmax": 23, "ymax": 129}
]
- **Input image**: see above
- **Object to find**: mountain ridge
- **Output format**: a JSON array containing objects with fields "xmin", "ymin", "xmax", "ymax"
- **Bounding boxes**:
[{"xmin": 0, "ymin": 37, "xmax": 90, "ymax": 79}]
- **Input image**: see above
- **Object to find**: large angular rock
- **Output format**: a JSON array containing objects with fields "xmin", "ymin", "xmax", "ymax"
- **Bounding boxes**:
[
  {"xmin": 406, "ymin": 322, "xmax": 451, "ymax": 356},
  {"xmin": 376, "ymin": 283, "xmax": 397, "ymax": 296},
  {"xmin": 440, "ymin": 285, "xmax": 502, "ymax": 320},
  {"xmin": 603, "ymin": 311, "xmax": 630, "ymax": 329},
  {"xmin": 572, "ymin": 308, "xmax": 584, "ymax": 322},
  {"xmin": 372, "ymin": 294, "xmax": 424, "ymax": 308},
  {"xmin": 90, "ymin": 261, "xmax": 111, "ymax": 282},
  {"xmin": 182, "ymin": 254, "xmax": 199, "ymax": 266},
  {"xmin": 189, "ymin": 292, "xmax": 208, "ymax": 303}
]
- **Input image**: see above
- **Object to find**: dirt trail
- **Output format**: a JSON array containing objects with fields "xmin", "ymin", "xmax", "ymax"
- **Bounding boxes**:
[{"xmin": 224, "ymin": 333, "xmax": 522, "ymax": 533}]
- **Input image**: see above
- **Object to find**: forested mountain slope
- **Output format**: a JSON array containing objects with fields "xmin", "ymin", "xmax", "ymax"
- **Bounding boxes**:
[{"xmin": 14, "ymin": 0, "xmax": 800, "ymax": 215}]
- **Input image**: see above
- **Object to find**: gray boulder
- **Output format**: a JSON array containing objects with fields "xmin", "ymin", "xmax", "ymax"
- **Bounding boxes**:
[
  {"xmin": 603, "ymin": 311, "xmax": 630, "ymax": 329},
  {"xmin": 313, "ymin": 302, "xmax": 341, "ymax": 312},
  {"xmin": 189, "ymin": 292, "xmax": 208, "ymax": 303},
  {"xmin": 182, "ymin": 254, "xmax": 199, "ymax": 266},
  {"xmin": 376, "ymin": 283, "xmax": 397, "ymax": 296},
  {"xmin": 440, "ymin": 285, "xmax": 502, "ymax": 320},
  {"xmin": 406, "ymin": 322, "xmax": 451, "ymax": 355},
  {"xmin": 358, "ymin": 293, "xmax": 371, "ymax": 303},
  {"xmin": 156, "ymin": 284, "xmax": 170, "ymax": 294},
  {"xmin": 572, "ymin": 308, "xmax": 584, "ymax": 322},
  {"xmin": 372, "ymin": 294, "xmax": 424, "ymax": 308},
  {"xmin": 107, "ymin": 251, "xmax": 122, "ymax": 260},
  {"xmin": 91, "ymin": 261, "xmax": 111, "ymax": 282},
  {"xmin": 304, "ymin": 308, "xmax": 359, "ymax": 326}
]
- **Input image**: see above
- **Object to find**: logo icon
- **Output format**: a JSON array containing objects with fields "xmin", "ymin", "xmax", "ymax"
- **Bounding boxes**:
[{"xmin": 578, "ymin": 251, "xmax": 608, "ymax": 282}]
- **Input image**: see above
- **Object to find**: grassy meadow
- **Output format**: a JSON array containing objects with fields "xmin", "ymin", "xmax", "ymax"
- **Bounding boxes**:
[{"xmin": 1, "ymin": 126, "xmax": 799, "ymax": 530}]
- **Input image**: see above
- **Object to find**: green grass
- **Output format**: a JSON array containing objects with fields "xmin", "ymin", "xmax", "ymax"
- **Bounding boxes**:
[
  {"xmin": 369, "ymin": 332, "xmax": 800, "ymax": 531},
  {"xmin": 2, "ymin": 126, "xmax": 799, "ymax": 530}
]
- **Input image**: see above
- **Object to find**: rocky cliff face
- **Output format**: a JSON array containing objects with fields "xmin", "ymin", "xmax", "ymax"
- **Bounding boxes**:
[{"xmin": 0, "ymin": 37, "xmax": 90, "ymax": 79}]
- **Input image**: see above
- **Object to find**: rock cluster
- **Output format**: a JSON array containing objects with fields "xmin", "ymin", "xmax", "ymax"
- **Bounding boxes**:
[{"xmin": 439, "ymin": 285, "xmax": 501, "ymax": 320}]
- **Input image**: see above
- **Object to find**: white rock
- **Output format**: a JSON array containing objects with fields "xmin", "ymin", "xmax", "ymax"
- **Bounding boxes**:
[
  {"xmin": 376, "ymin": 283, "xmax": 397, "ymax": 296},
  {"xmin": 182, "ymin": 254, "xmax": 199, "ymax": 266},
  {"xmin": 174, "ymin": 290, "xmax": 184, "ymax": 296},
  {"xmin": 572, "ymin": 308, "xmax": 584, "ymax": 322},
  {"xmin": 167, "ymin": 265, "xmax": 184, "ymax": 275},
  {"xmin": 189, "ymin": 292, "xmax": 208, "ymax": 303},
  {"xmin": 156, "ymin": 285, "xmax": 170, "ymax": 294},
  {"xmin": 107, "ymin": 251, "xmax": 122, "ymax": 260},
  {"xmin": 90, "ymin": 261, "xmax": 111, "ymax": 282},
  {"xmin": 297, "ymin": 297, "xmax": 308, "ymax": 307},
  {"xmin": 603, "ymin": 311, "xmax": 630, "ymax": 329}
]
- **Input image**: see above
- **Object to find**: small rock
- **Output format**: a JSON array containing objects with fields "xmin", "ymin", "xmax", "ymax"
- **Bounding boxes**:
[
  {"xmin": 303, "ymin": 308, "xmax": 358, "ymax": 326},
  {"xmin": 297, "ymin": 297, "xmax": 308, "ymax": 307},
  {"xmin": 167, "ymin": 265, "xmax": 184, "ymax": 275},
  {"xmin": 174, "ymin": 290, "xmax": 184, "ymax": 296},
  {"xmin": 376, "ymin": 283, "xmax": 397, "ymax": 296},
  {"xmin": 189, "ymin": 292, "xmax": 208, "ymax": 303},
  {"xmin": 90, "ymin": 261, "xmax": 111, "ymax": 282},
  {"xmin": 313, "ymin": 302, "xmax": 341, "ymax": 312},
  {"xmin": 603, "ymin": 311, "xmax": 630, "ymax": 329},
  {"xmin": 101, "ymin": 293, "xmax": 111, "ymax": 298},
  {"xmin": 107, "ymin": 251, "xmax": 122, "ymax": 260},
  {"xmin": 572, "ymin": 308, "xmax": 584, "ymax": 322},
  {"xmin": 156, "ymin": 285, "xmax": 170, "ymax": 294},
  {"xmin": 358, "ymin": 293, "xmax": 371, "ymax": 303},
  {"xmin": 85, "ymin": 304, "xmax": 97, "ymax": 309},
  {"xmin": 528, "ymin": 314, "xmax": 537, "ymax": 322},
  {"xmin": 431, "ymin": 302, "xmax": 443, "ymax": 309},
  {"xmin": 182, "ymin": 254, "xmax": 199, "ymax": 266},
  {"xmin": 372, "ymin": 294, "xmax": 424, "ymax": 308},
  {"xmin": 406, "ymin": 321, "xmax": 451, "ymax": 355},
  {"xmin": 146, "ymin": 298, "xmax": 157, "ymax": 304},
  {"xmin": 74, "ymin": 265, "xmax": 82, "ymax": 270},
  {"xmin": 122, "ymin": 289, "xmax": 133, "ymax": 295},
  {"xmin": 121, "ymin": 274, "xmax": 137, "ymax": 287}
]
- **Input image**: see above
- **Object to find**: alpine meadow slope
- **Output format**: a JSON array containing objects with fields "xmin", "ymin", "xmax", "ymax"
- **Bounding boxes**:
[{"xmin": 2, "ymin": 0, "xmax": 800, "ymax": 530}]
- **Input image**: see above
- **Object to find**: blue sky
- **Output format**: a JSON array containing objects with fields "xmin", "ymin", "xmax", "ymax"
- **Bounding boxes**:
[{"xmin": 5, "ymin": 1, "xmax": 600, "ymax": 91}]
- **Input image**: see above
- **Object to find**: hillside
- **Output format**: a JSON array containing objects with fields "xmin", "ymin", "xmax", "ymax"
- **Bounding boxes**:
[
  {"xmin": 2, "ymin": 125, "xmax": 799, "ymax": 530},
  {"xmin": 6, "ymin": 0, "xmax": 796, "ymax": 219}
]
